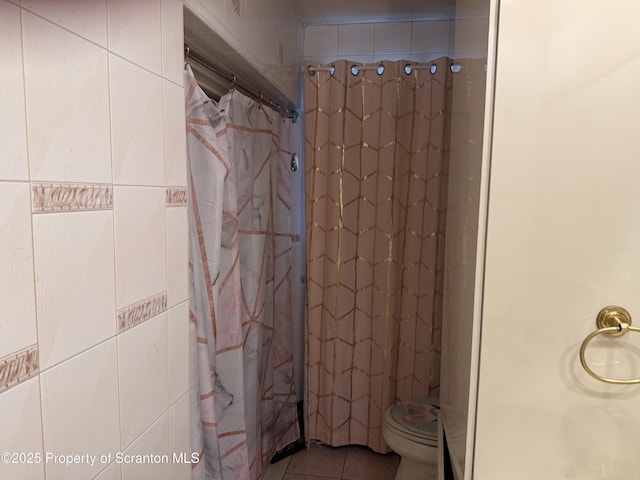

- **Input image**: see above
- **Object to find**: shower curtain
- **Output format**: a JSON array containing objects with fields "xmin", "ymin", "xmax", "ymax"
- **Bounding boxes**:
[
  {"xmin": 304, "ymin": 59, "xmax": 451, "ymax": 452},
  {"xmin": 186, "ymin": 65, "xmax": 299, "ymax": 480}
]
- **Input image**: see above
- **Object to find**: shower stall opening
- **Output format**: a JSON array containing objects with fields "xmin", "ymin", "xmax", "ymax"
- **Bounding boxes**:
[{"xmin": 184, "ymin": 4, "xmax": 483, "ymax": 478}]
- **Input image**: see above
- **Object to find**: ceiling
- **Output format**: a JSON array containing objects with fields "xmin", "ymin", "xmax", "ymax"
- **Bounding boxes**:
[{"xmin": 291, "ymin": 0, "xmax": 457, "ymax": 25}]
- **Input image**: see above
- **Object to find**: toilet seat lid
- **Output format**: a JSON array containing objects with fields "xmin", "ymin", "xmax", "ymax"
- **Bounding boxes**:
[{"xmin": 389, "ymin": 398, "xmax": 439, "ymax": 439}]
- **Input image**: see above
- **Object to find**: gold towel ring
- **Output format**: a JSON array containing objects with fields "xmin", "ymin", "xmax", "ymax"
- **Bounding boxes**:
[{"xmin": 579, "ymin": 306, "xmax": 640, "ymax": 384}]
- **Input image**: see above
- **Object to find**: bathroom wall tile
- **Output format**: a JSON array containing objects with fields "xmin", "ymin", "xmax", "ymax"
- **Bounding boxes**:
[
  {"xmin": 164, "ymin": 80, "xmax": 187, "ymax": 187},
  {"xmin": 109, "ymin": 55, "xmax": 164, "ymax": 186},
  {"xmin": 166, "ymin": 187, "xmax": 187, "ymax": 207},
  {"xmin": 290, "ymin": 242, "xmax": 301, "ymax": 284},
  {"xmin": 33, "ymin": 210, "xmax": 116, "ymax": 369},
  {"xmin": 113, "ymin": 186, "xmax": 166, "ymax": 311},
  {"xmin": 199, "ymin": 0, "xmax": 225, "ymax": 22},
  {"xmin": 374, "ymin": 22, "xmax": 411, "ymax": 55},
  {"xmin": 304, "ymin": 25, "xmax": 338, "ymax": 58},
  {"xmin": 108, "ymin": 0, "xmax": 162, "ymax": 74},
  {"xmin": 0, "ymin": 345, "xmax": 39, "ymax": 393},
  {"xmin": 0, "ymin": 377, "xmax": 45, "ymax": 480},
  {"xmin": 0, "ymin": 182, "xmax": 37, "ymax": 357},
  {"xmin": 226, "ymin": 0, "xmax": 247, "ymax": 45},
  {"xmin": 290, "ymin": 190, "xmax": 302, "ymax": 237},
  {"xmin": 168, "ymin": 302, "xmax": 189, "ymax": 404},
  {"xmin": 161, "ymin": 0, "xmax": 184, "ymax": 85},
  {"xmin": 453, "ymin": 18, "xmax": 489, "ymax": 53},
  {"xmin": 411, "ymin": 20, "xmax": 450, "ymax": 53},
  {"xmin": 93, "ymin": 461, "xmax": 122, "ymax": 480},
  {"xmin": 338, "ymin": 24, "xmax": 374, "ymax": 57},
  {"xmin": 290, "ymin": 159, "xmax": 302, "ymax": 194},
  {"xmin": 117, "ymin": 292, "xmax": 167, "ymax": 333},
  {"xmin": 372, "ymin": 53, "xmax": 411, "ymax": 63},
  {"xmin": 22, "ymin": 11, "xmax": 112, "ymax": 183},
  {"xmin": 410, "ymin": 51, "xmax": 450, "ymax": 63},
  {"xmin": 31, "ymin": 182, "xmax": 113, "ymax": 212},
  {"xmin": 340, "ymin": 55, "xmax": 376, "ymax": 64},
  {"xmin": 166, "ymin": 206, "xmax": 188, "ymax": 308},
  {"xmin": 22, "ymin": 0, "xmax": 108, "ymax": 47},
  {"xmin": 246, "ymin": 0, "xmax": 265, "ymax": 60},
  {"xmin": 40, "ymin": 339, "xmax": 120, "ymax": 480},
  {"xmin": 260, "ymin": 10, "xmax": 280, "ymax": 67},
  {"xmin": 0, "ymin": 1, "xmax": 28, "ymax": 181},
  {"xmin": 117, "ymin": 313, "xmax": 169, "ymax": 448},
  {"xmin": 121, "ymin": 413, "xmax": 170, "ymax": 480},
  {"xmin": 303, "ymin": 56, "xmax": 339, "ymax": 66},
  {"xmin": 169, "ymin": 393, "xmax": 191, "ymax": 480}
]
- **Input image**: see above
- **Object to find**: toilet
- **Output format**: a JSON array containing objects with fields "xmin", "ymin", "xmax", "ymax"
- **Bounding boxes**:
[{"xmin": 382, "ymin": 398, "xmax": 439, "ymax": 480}]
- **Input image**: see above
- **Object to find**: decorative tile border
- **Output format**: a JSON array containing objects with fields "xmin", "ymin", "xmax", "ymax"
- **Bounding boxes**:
[
  {"xmin": 166, "ymin": 187, "xmax": 187, "ymax": 207},
  {"xmin": 32, "ymin": 183, "xmax": 113, "ymax": 212},
  {"xmin": 117, "ymin": 292, "xmax": 167, "ymax": 332},
  {"xmin": 0, "ymin": 345, "xmax": 39, "ymax": 393}
]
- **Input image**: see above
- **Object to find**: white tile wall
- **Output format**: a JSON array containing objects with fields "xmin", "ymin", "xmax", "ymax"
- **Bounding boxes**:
[
  {"xmin": 109, "ymin": 55, "xmax": 164, "ymax": 186},
  {"xmin": 168, "ymin": 302, "xmax": 190, "ymax": 404},
  {"xmin": 0, "ymin": 1, "xmax": 189, "ymax": 478},
  {"xmin": 163, "ymin": 80, "xmax": 188, "ymax": 187},
  {"xmin": 304, "ymin": 20, "xmax": 453, "ymax": 64},
  {"xmin": 0, "ymin": 182, "xmax": 37, "ymax": 356},
  {"xmin": 169, "ymin": 393, "xmax": 192, "ymax": 480},
  {"xmin": 93, "ymin": 461, "xmax": 122, "ymax": 480},
  {"xmin": 22, "ymin": 0, "xmax": 108, "ymax": 47},
  {"xmin": 108, "ymin": 0, "xmax": 162, "ymax": 75},
  {"xmin": 121, "ymin": 414, "xmax": 170, "ymax": 480},
  {"xmin": 113, "ymin": 186, "xmax": 167, "ymax": 310},
  {"xmin": 117, "ymin": 313, "xmax": 169, "ymax": 448},
  {"xmin": 23, "ymin": 11, "xmax": 112, "ymax": 183},
  {"xmin": 374, "ymin": 22, "xmax": 412, "ymax": 55},
  {"xmin": 0, "ymin": 378, "xmax": 45, "ymax": 480},
  {"xmin": 40, "ymin": 339, "xmax": 120, "ymax": 480},
  {"xmin": 337, "ymin": 24, "xmax": 374, "ymax": 57},
  {"xmin": 33, "ymin": 210, "xmax": 116, "ymax": 369},
  {"xmin": 0, "ymin": 1, "xmax": 29, "ymax": 181},
  {"xmin": 161, "ymin": 0, "xmax": 184, "ymax": 85}
]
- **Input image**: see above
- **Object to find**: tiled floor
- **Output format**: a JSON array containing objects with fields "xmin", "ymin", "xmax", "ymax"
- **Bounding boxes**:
[{"xmin": 264, "ymin": 443, "xmax": 399, "ymax": 480}]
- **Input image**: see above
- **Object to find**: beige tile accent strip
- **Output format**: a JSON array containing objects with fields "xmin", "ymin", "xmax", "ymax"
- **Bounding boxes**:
[
  {"xmin": 0, "ymin": 345, "xmax": 39, "ymax": 393},
  {"xmin": 166, "ymin": 187, "xmax": 187, "ymax": 206},
  {"xmin": 32, "ymin": 183, "xmax": 113, "ymax": 212},
  {"xmin": 117, "ymin": 292, "xmax": 167, "ymax": 332}
]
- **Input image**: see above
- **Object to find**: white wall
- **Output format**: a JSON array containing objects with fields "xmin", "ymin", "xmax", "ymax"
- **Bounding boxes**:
[
  {"xmin": 0, "ymin": 1, "xmax": 190, "ymax": 479},
  {"xmin": 474, "ymin": 0, "xmax": 640, "ymax": 478}
]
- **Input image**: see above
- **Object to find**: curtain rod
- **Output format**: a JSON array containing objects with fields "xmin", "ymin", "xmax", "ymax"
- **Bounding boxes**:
[
  {"xmin": 307, "ymin": 61, "xmax": 464, "ymax": 77},
  {"xmin": 184, "ymin": 44, "xmax": 298, "ymax": 121}
]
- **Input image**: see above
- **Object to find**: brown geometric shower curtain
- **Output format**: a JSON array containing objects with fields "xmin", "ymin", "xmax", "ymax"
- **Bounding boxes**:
[{"xmin": 304, "ymin": 59, "xmax": 451, "ymax": 452}]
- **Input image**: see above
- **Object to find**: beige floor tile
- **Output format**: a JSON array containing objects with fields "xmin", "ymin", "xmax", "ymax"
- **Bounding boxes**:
[
  {"xmin": 286, "ymin": 444, "xmax": 347, "ymax": 478},
  {"xmin": 284, "ymin": 475, "xmax": 337, "ymax": 480},
  {"xmin": 342, "ymin": 445, "xmax": 400, "ymax": 480},
  {"xmin": 264, "ymin": 456, "xmax": 291, "ymax": 480}
]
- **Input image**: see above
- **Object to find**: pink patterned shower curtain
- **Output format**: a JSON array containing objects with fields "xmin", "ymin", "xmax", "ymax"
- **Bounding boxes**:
[
  {"xmin": 304, "ymin": 59, "xmax": 451, "ymax": 453},
  {"xmin": 185, "ymin": 66, "xmax": 299, "ymax": 480}
]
